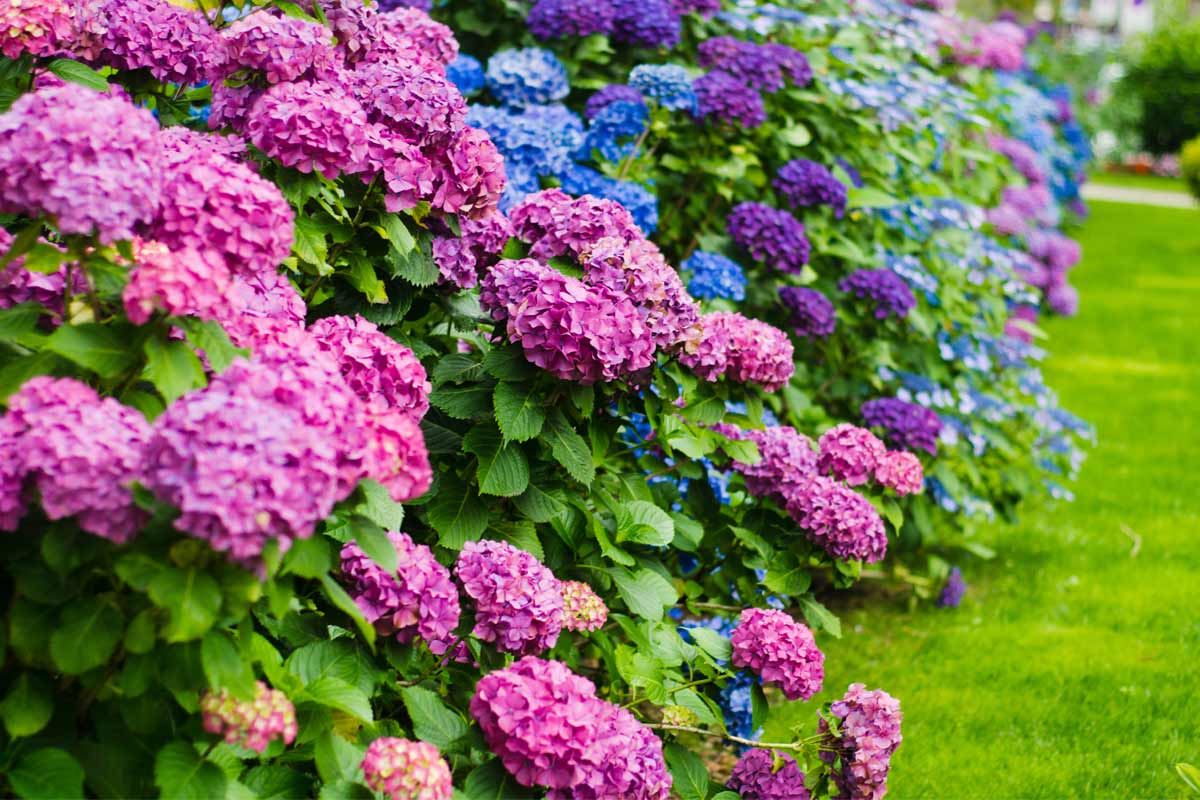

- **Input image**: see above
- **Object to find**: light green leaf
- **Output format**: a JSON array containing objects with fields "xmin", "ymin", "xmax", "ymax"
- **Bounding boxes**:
[
  {"xmin": 148, "ymin": 567, "xmax": 222, "ymax": 643},
  {"xmin": 607, "ymin": 568, "xmax": 677, "ymax": 621},
  {"xmin": 680, "ymin": 395, "xmax": 726, "ymax": 426},
  {"xmin": 687, "ymin": 627, "xmax": 732, "ymax": 662},
  {"xmin": 201, "ymin": 630, "xmax": 257, "ymax": 699},
  {"xmin": 178, "ymin": 318, "xmax": 243, "ymax": 374},
  {"xmin": 293, "ymin": 215, "xmax": 329, "ymax": 266},
  {"xmin": 664, "ymin": 743, "xmax": 709, "ymax": 800},
  {"xmin": 9, "ymin": 748, "xmax": 85, "ymax": 800},
  {"xmin": 425, "ymin": 475, "xmax": 488, "ymax": 549},
  {"xmin": 493, "ymin": 381, "xmax": 546, "ymax": 442},
  {"xmin": 315, "ymin": 731, "xmax": 364, "ymax": 784},
  {"xmin": 50, "ymin": 598, "xmax": 123, "ymax": 674},
  {"xmin": 349, "ymin": 519, "xmax": 397, "ymax": 573},
  {"xmin": 1176, "ymin": 763, "xmax": 1200, "ymax": 795},
  {"xmin": 776, "ymin": 122, "xmax": 812, "ymax": 148},
  {"xmin": 801, "ymin": 596, "xmax": 842, "ymax": 638},
  {"xmin": 464, "ymin": 423, "xmax": 530, "ymax": 497},
  {"xmin": 282, "ymin": 535, "xmax": 333, "ymax": 579},
  {"xmin": 302, "ymin": 677, "xmax": 373, "ymax": 722},
  {"xmin": 616, "ymin": 500, "xmax": 675, "ymax": 546},
  {"xmin": 542, "ymin": 409, "xmax": 594, "ymax": 485},
  {"xmin": 764, "ymin": 554, "xmax": 812, "ymax": 596},
  {"xmin": 400, "ymin": 685, "xmax": 467, "ymax": 749},
  {"xmin": 154, "ymin": 742, "xmax": 227, "ymax": 800},
  {"xmin": 501, "ymin": 520, "xmax": 543, "ymax": 561},
  {"xmin": 354, "ymin": 479, "xmax": 405, "ymax": 531},
  {"xmin": 143, "ymin": 335, "xmax": 205, "ymax": 403},
  {"xmin": 46, "ymin": 323, "xmax": 138, "ymax": 378},
  {"xmin": 46, "ymin": 58, "xmax": 108, "ymax": 91},
  {"xmin": 847, "ymin": 186, "xmax": 900, "ymax": 209},
  {"xmin": 0, "ymin": 673, "xmax": 53, "ymax": 738},
  {"xmin": 377, "ymin": 212, "xmax": 416, "ymax": 255},
  {"xmin": 513, "ymin": 484, "xmax": 566, "ymax": 523}
]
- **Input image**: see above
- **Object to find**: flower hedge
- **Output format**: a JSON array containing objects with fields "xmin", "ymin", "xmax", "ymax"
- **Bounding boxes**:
[{"xmin": 0, "ymin": 0, "xmax": 1089, "ymax": 797}]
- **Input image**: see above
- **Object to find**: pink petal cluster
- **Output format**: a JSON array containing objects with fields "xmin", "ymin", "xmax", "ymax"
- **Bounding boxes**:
[
  {"xmin": 480, "ymin": 259, "xmax": 656, "ymax": 385},
  {"xmin": 428, "ymin": 127, "xmax": 506, "ymax": 217},
  {"xmin": 680, "ymin": 312, "xmax": 795, "ymax": 392},
  {"xmin": 77, "ymin": 0, "xmax": 225, "ymax": 84},
  {"xmin": 727, "ymin": 748, "xmax": 811, "ymax": 800},
  {"xmin": 0, "ymin": 83, "xmax": 162, "ymax": 243},
  {"xmin": 247, "ymin": 80, "xmax": 373, "ymax": 180},
  {"xmin": 817, "ymin": 424, "xmax": 887, "ymax": 486},
  {"xmin": 340, "ymin": 530, "xmax": 460, "ymax": 652},
  {"xmin": 308, "ymin": 315, "xmax": 430, "ymax": 420},
  {"xmin": 560, "ymin": 580, "xmax": 608, "ymax": 632},
  {"xmin": 714, "ymin": 424, "xmax": 818, "ymax": 501},
  {"xmin": 432, "ymin": 210, "xmax": 512, "ymax": 289},
  {"xmin": 374, "ymin": 7, "xmax": 458, "ymax": 67},
  {"xmin": 782, "ymin": 476, "xmax": 888, "ymax": 563},
  {"xmin": 819, "ymin": 684, "xmax": 903, "ymax": 800},
  {"xmin": 454, "ymin": 539, "xmax": 563, "ymax": 655},
  {"xmin": 873, "ymin": 451, "xmax": 924, "ymax": 496},
  {"xmin": 470, "ymin": 657, "xmax": 672, "ymax": 799},
  {"xmin": 0, "ymin": 229, "xmax": 83, "ymax": 317},
  {"xmin": 221, "ymin": 13, "xmax": 340, "ymax": 84},
  {"xmin": 730, "ymin": 608, "xmax": 824, "ymax": 701},
  {"xmin": 936, "ymin": 17, "xmax": 1026, "ymax": 71},
  {"xmin": 123, "ymin": 239, "xmax": 231, "ymax": 324},
  {"xmin": 0, "ymin": 0, "xmax": 73, "ymax": 59},
  {"xmin": 1026, "ymin": 230, "xmax": 1081, "ymax": 272},
  {"xmin": 354, "ymin": 61, "xmax": 466, "ymax": 147},
  {"xmin": 362, "ymin": 408, "xmax": 434, "ymax": 502},
  {"xmin": 1, "ymin": 377, "xmax": 150, "ymax": 541},
  {"xmin": 200, "ymin": 681, "xmax": 297, "ymax": 754},
  {"xmin": 211, "ymin": 270, "xmax": 307, "ymax": 350},
  {"xmin": 361, "ymin": 737, "xmax": 453, "ymax": 800},
  {"xmin": 510, "ymin": 188, "xmax": 642, "ymax": 261}
]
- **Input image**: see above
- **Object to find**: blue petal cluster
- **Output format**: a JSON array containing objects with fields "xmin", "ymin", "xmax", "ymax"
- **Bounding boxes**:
[
  {"xmin": 683, "ymin": 251, "xmax": 747, "ymax": 301},
  {"xmin": 485, "ymin": 48, "xmax": 570, "ymax": 108},
  {"xmin": 558, "ymin": 165, "xmax": 658, "ymax": 234},
  {"xmin": 629, "ymin": 64, "xmax": 697, "ymax": 112},
  {"xmin": 445, "ymin": 55, "xmax": 485, "ymax": 97}
]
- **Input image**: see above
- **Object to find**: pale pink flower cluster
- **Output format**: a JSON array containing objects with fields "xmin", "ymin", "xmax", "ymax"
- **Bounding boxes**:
[
  {"xmin": 362, "ymin": 737, "xmax": 453, "ymax": 800},
  {"xmin": 730, "ymin": 608, "xmax": 825, "ymax": 701},
  {"xmin": 200, "ymin": 682, "xmax": 297, "ymax": 753}
]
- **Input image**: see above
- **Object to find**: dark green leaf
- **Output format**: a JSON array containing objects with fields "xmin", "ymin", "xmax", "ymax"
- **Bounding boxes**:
[
  {"xmin": 9, "ymin": 748, "xmax": 85, "ymax": 800},
  {"xmin": 345, "ymin": 255, "xmax": 388, "ymax": 303},
  {"xmin": 314, "ymin": 731, "xmax": 363, "ymax": 784},
  {"xmin": 46, "ymin": 58, "xmax": 108, "ymax": 91},
  {"xmin": 429, "ymin": 383, "xmax": 493, "ymax": 420},
  {"xmin": 730, "ymin": 526, "xmax": 774, "ymax": 560},
  {"xmin": 388, "ymin": 243, "xmax": 438, "ymax": 287},
  {"xmin": 302, "ymin": 677, "xmax": 373, "ymax": 722},
  {"xmin": 464, "ymin": 424, "xmax": 529, "ymax": 497},
  {"xmin": 50, "ymin": 598, "xmax": 123, "ymax": 674},
  {"xmin": 0, "ymin": 303, "xmax": 43, "ymax": 340},
  {"xmin": 513, "ymin": 484, "xmax": 566, "ymax": 523},
  {"xmin": 425, "ymin": 474, "xmax": 488, "ymax": 548},
  {"xmin": 282, "ymin": 535, "xmax": 333, "ymax": 579},
  {"xmin": 46, "ymin": 323, "xmax": 138, "ymax": 378},
  {"xmin": 481, "ymin": 345, "xmax": 535, "ymax": 381},
  {"xmin": 319, "ymin": 574, "xmax": 376, "ymax": 646},
  {"xmin": 493, "ymin": 381, "xmax": 545, "ymax": 442},
  {"xmin": 0, "ymin": 673, "xmax": 53, "ymax": 738},
  {"xmin": 462, "ymin": 760, "xmax": 539, "ymax": 800},
  {"xmin": 432, "ymin": 353, "xmax": 484, "ymax": 385},
  {"xmin": 501, "ymin": 520, "xmax": 543, "ymax": 560},
  {"xmin": 143, "ymin": 335, "xmax": 205, "ymax": 403},
  {"xmin": 420, "ymin": 418, "xmax": 463, "ymax": 453},
  {"xmin": 664, "ymin": 743, "xmax": 709, "ymax": 800},
  {"xmin": 542, "ymin": 409, "xmax": 594, "ymax": 485},
  {"xmin": 154, "ymin": 742, "xmax": 227, "ymax": 800},
  {"xmin": 242, "ymin": 766, "xmax": 313, "ymax": 800},
  {"xmin": 615, "ymin": 500, "xmax": 675, "ymax": 546},
  {"xmin": 400, "ymin": 686, "xmax": 466, "ymax": 749},
  {"xmin": 350, "ymin": 519, "xmax": 397, "ymax": 573},
  {"xmin": 0, "ymin": 351, "xmax": 63, "ymax": 401},
  {"xmin": 148, "ymin": 568, "xmax": 222, "ymax": 643}
]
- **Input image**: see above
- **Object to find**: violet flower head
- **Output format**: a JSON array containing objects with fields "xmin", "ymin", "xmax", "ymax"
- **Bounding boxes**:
[
  {"xmin": 374, "ymin": 7, "xmax": 459, "ymax": 67},
  {"xmin": 362, "ymin": 738, "xmax": 453, "ymax": 800},
  {"xmin": 874, "ymin": 451, "xmax": 924, "ymax": 496},
  {"xmin": 727, "ymin": 203, "xmax": 810, "ymax": 274},
  {"xmin": 986, "ymin": 204, "xmax": 1028, "ymax": 238},
  {"xmin": 670, "ymin": 0, "xmax": 721, "ymax": 15},
  {"xmin": 774, "ymin": 159, "xmax": 848, "ymax": 218},
  {"xmin": 352, "ymin": 61, "xmax": 468, "ymax": 149},
  {"xmin": 560, "ymin": 580, "xmax": 608, "ymax": 632},
  {"xmin": 860, "ymin": 397, "xmax": 942, "ymax": 456},
  {"xmin": 123, "ymin": 238, "xmax": 232, "ymax": 325},
  {"xmin": 698, "ymin": 37, "xmax": 811, "ymax": 93},
  {"xmin": 817, "ymin": 423, "xmax": 887, "ymax": 486},
  {"xmin": 779, "ymin": 286, "xmax": 836, "ymax": 339},
  {"xmin": 509, "ymin": 188, "xmax": 641, "ymax": 261},
  {"xmin": 210, "ymin": 270, "xmax": 307, "ymax": 351},
  {"xmin": 200, "ymin": 682, "xmax": 297, "ymax": 754},
  {"xmin": 728, "ymin": 748, "xmax": 811, "ymax": 800},
  {"xmin": 819, "ymin": 683, "xmax": 903, "ymax": 800},
  {"xmin": 610, "ymin": 0, "xmax": 681, "ymax": 49},
  {"xmin": 1027, "ymin": 230, "xmax": 1081, "ymax": 272},
  {"xmin": 221, "ymin": 13, "xmax": 340, "ymax": 84},
  {"xmin": 0, "ymin": 0, "xmax": 73, "ymax": 59},
  {"xmin": 454, "ymin": 540, "xmax": 564, "ymax": 655},
  {"xmin": 432, "ymin": 209, "xmax": 513, "ymax": 289},
  {"xmin": 528, "ymin": 0, "xmax": 615, "ymax": 40},
  {"xmin": 1046, "ymin": 281, "xmax": 1079, "ymax": 317},
  {"xmin": 937, "ymin": 567, "xmax": 966, "ymax": 607},
  {"xmin": 83, "ymin": 0, "xmax": 225, "ymax": 85},
  {"xmin": 719, "ymin": 424, "xmax": 818, "ymax": 502},
  {"xmin": 782, "ymin": 476, "xmax": 888, "ymax": 563},
  {"xmin": 987, "ymin": 133, "xmax": 1044, "ymax": 183},
  {"xmin": 340, "ymin": 531, "xmax": 460, "ymax": 652},
  {"xmin": 586, "ymin": 84, "xmax": 646, "ymax": 120},
  {"xmin": 694, "ymin": 70, "xmax": 767, "ymax": 128},
  {"xmin": 5, "ymin": 377, "xmax": 151, "ymax": 542},
  {"xmin": 246, "ymin": 80, "xmax": 373, "ymax": 180},
  {"xmin": 731, "ymin": 608, "xmax": 824, "ymax": 701},
  {"xmin": 308, "ymin": 315, "xmax": 430, "ymax": 421},
  {"xmin": 838, "ymin": 269, "xmax": 916, "ymax": 320},
  {"xmin": 0, "ymin": 83, "xmax": 162, "ymax": 243}
]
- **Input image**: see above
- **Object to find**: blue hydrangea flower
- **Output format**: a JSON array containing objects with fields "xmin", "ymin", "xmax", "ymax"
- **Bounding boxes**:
[
  {"xmin": 467, "ymin": 103, "xmax": 583, "ymax": 178},
  {"xmin": 684, "ymin": 251, "xmax": 746, "ymax": 301},
  {"xmin": 629, "ymin": 64, "xmax": 697, "ymax": 112},
  {"xmin": 558, "ymin": 164, "xmax": 658, "ymax": 234},
  {"xmin": 485, "ymin": 48, "xmax": 570, "ymax": 108},
  {"xmin": 580, "ymin": 99, "xmax": 648, "ymax": 163},
  {"xmin": 445, "ymin": 55, "xmax": 485, "ymax": 97}
]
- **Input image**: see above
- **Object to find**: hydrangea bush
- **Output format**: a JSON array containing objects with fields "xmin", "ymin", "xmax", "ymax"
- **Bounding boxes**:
[{"xmin": 0, "ymin": 0, "xmax": 1088, "ymax": 796}]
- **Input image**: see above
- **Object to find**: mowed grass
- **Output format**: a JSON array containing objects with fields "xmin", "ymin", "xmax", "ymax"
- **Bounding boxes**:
[
  {"xmin": 1089, "ymin": 171, "xmax": 1189, "ymax": 194},
  {"xmin": 767, "ymin": 201, "xmax": 1200, "ymax": 799}
]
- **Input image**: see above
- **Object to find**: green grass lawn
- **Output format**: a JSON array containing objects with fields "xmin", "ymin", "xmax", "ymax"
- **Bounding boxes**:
[
  {"xmin": 767, "ymin": 200, "xmax": 1200, "ymax": 798},
  {"xmin": 1089, "ymin": 171, "xmax": 1189, "ymax": 194}
]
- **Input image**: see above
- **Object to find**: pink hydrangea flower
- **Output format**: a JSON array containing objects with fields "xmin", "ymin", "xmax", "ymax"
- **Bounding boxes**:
[
  {"xmin": 340, "ymin": 530, "xmax": 460, "ymax": 651},
  {"xmin": 363, "ymin": 408, "xmax": 433, "ymax": 503},
  {"xmin": 1, "ymin": 0, "xmax": 74, "ymax": 59},
  {"xmin": 728, "ymin": 748, "xmax": 811, "ymax": 800},
  {"xmin": 353, "ymin": 61, "xmax": 467, "ymax": 148},
  {"xmin": 308, "ymin": 315, "xmax": 430, "ymax": 420},
  {"xmin": 0, "ymin": 414, "xmax": 26, "ymax": 530},
  {"xmin": 362, "ymin": 737, "xmax": 453, "ymax": 800},
  {"xmin": 874, "ymin": 451, "xmax": 923, "ymax": 496},
  {"xmin": 819, "ymin": 683, "xmax": 903, "ymax": 800},
  {"xmin": 432, "ymin": 209, "xmax": 512, "ymax": 289},
  {"xmin": 986, "ymin": 204, "xmax": 1028, "ymax": 238},
  {"xmin": 246, "ymin": 81, "xmax": 373, "ymax": 180},
  {"xmin": 715, "ymin": 424, "xmax": 817, "ymax": 501},
  {"xmin": 221, "ymin": 13, "xmax": 340, "ymax": 84},
  {"xmin": 210, "ymin": 270, "xmax": 307, "ymax": 351},
  {"xmin": 782, "ymin": 476, "xmax": 888, "ymax": 563},
  {"xmin": 681, "ymin": 312, "xmax": 794, "ymax": 392},
  {"xmin": 817, "ymin": 424, "xmax": 886, "ymax": 486},
  {"xmin": 509, "ymin": 189, "xmax": 640, "ymax": 262},
  {"xmin": 200, "ymin": 681, "xmax": 297, "ymax": 753},
  {"xmin": 374, "ymin": 7, "xmax": 458, "ymax": 66},
  {"xmin": 0, "ymin": 83, "xmax": 162, "ymax": 243},
  {"xmin": 78, "ymin": 0, "xmax": 225, "ymax": 84},
  {"xmin": 2, "ymin": 377, "xmax": 150, "ymax": 541},
  {"xmin": 471, "ymin": 657, "xmax": 672, "ymax": 799},
  {"xmin": 560, "ymin": 580, "xmax": 607, "ymax": 632},
  {"xmin": 0, "ymin": 229, "xmax": 84, "ymax": 318},
  {"xmin": 209, "ymin": 82, "xmax": 262, "ymax": 131},
  {"xmin": 731, "ymin": 608, "xmax": 824, "ymax": 701},
  {"xmin": 428, "ymin": 126, "xmax": 506, "ymax": 218},
  {"xmin": 123, "ymin": 239, "xmax": 232, "ymax": 324},
  {"xmin": 454, "ymin": 540, "xmax": 563, "ymax": 655}
]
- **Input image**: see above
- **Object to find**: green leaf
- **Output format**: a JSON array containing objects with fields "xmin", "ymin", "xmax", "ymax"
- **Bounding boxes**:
[
  {"xmin": 730, "ymin": 526, "xmax": 774, "ymax": 560},
  {"xmin": 501, "ymin": 520, "xmax": 543, "ymax": 561},
  {"xmin": 345, "ymin": 255, "xmax": 388, "ymax": 304},
  {"xmin": 8, "ymin": 748, "xmax": 85, "ymax": 800},
  {"xmin": 464, "ymin": 424, "xmax": 530, "ymax": 497},
  {"xmin": 350, "ymin": 519, "xmax": 398, "ymax": 573},
  {"xmin": 0, "ymin": 303, "xmax": 43, "ymax": 340},
  {"xmin": 764, "ymin": 554, "xmax": 812, "ymax": 596},
  {"xmin": 801, "ymin": 596, "xmax": 842, "ymax": 638},
  {"xmin": 513, "ymin": 484, "xmax": 566, "ymax": 523},
  {"xmin": 665, "ymin": 744, "xmax": 709, "ymax": 800},
  {"xmin": 687, "ymin": 627, "xmax": 733, "ymax": 662},
  {"xmin": 776, "ymin": 122, "xmax": 812, "ymax": 148},
  {"xmin": 400, "ymin": 686, "xmax": 467, "ymax": 749},
  {"xmin": 282, "ymin": 535, "xmax": 333, "ymax": 579},
  {"xmin": 124, "ymin": 608, "xmax": 158, "ymax": 654},
  {"xmin": 712, "ymin": 793, "xmax": 741, "ymax": 800},
  {"xmin": 201, "ymin": 630, "xmax": 257, "ymax": 698},
  {"xmin": 680, "ymin": 394, "xmax": 726, "ymax": 426},
  {"xmin": 179, "ymin": 318, "xmax": 242, "ymax": 374},
  {"xmin": 432, "ymin": 353, "xmax": 484, "ymax": 385},
  {"xmin": 420, "ymin": 418, "xmax": 463, "ymax": 453},
  {"xmin": 847, "ymin": 186, "xmax": 900, "ymax": 209},
  {"xmin": 1176, "ymin": 763, "xmax": 1200, "ymax": 795},
  {"xmin": 424, "ymin": 475, "xmax": 488, "ymax": 549},
  {"xmin": 720, "ymin": 437, "xmax": 761, "ymax": 465},
  {"xmin": 315, "ymin": 731, "xmax": 363, "ymax": 784},
  {"xmin": 154, "ymin": 742, "xmax": 227, "ymax": 800},
  {"xmin": 429, "ymin": 383, "xmax": 493, "ymax": 420},
  {"xmin": 242, "ymin": 766, "xmax": 313, "ymax": 800},
  {"xmin": 46, "ymin": 58, "xmax": 108, "ymax": 91},
  {"xmin": 607, "ymin": 568, "xmax": 677, "ymax": 621},
  {"xmin": 302, "ymin": 677, "xmax": 373, "ymax": 722},
  {"xmin": 670, "ymin": 512, "xmax": 704, "ymax": 551},
  {"xmin": 482, "ymin": 345, "xmax": 535, "ymax": 381},
  {"xmin": 319, "ymin": 574, "xmax": 376, "ymax": 646},
  {"xmin": 0, "ymin": 351, "xmax": 62, "ymax": 401},
  {"xmin": 542, "ymin": 409, "xmax": 594, "ymax": 485},
  {"xmin": 388, "ymin": 243, "xmax": 438, "ymax": 287},
  {"xmin": 354, "ymin": 479, "xmax": 405, "ymax": 530},
  {"xmin": 0, "ymin": 673, "xmax": 53, "ymax": 738},
  {"xmin": 293, "ymin": 215, "xmax": 329, "ymax": 266},
  {"xmin": 462, "ymin": 761, "xmax": 539, "ymax": 800},
  {"xmin": 143, "ymin": 335, "xmax": 205, "ymax": 403},
  {"xmin": 50, "ymin": 598, "xmax": 123, "ymax": 674},
  {"xmin": 615, "ymin": 500, "xmax": 675, "ymax": 546},
  {"xmin": 377, "ymin": 212, "xmax": 416, "ymax": 255},
  {"xmin": 46, "ymin": 323, "xmax": 138, "ymax": 378},
  {"xmin": 148, "ymin": 567, "xmax": 222, "ymax": 643},
  {"xmin": 493, "ymin": 381, "xmax": 546, "ymax": 442}
]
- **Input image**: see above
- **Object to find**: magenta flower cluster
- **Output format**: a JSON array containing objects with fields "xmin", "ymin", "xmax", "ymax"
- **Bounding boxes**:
[
  {"xmin": 681, "ymin": 312, "xmax": 796, "ymax": 392},
  {"xmin": 784, "ymin": 476, "xmax": 889, "ymax": 563},
  {"xmin": 454, "ymin": 540, "xmax": 564, "ymax": 655},
  {"xmin": 361, "ymin": 737, "xmax": 453, "ymax": 800},
  {"xmin": 714, "ymin": 424, "xmax": 818, "ymax": 502},
  {"xmin": 340, "ymin": 530, "xmax": 460, "ymax": 653},
  {"xmin": 200, "ymin": 681, "xmax": 298, "ymax": 754},
  {"xmin": 432, "ymin": 209, "xmax": 512, "ymax": 289},
  {"xmin": 728, "ymin": 748, "xmax": 811, "ymax": 800},
  {"xmin": 779, "ymin": 286, "xmax": 837, "ymax": 339},
  {"xmin": 728, "ymin": 203, "xmax": 811, "ymax": 275},
  {"xmin": 817, "ymin": 424, "xmax": 888, "ymax": 487},
  {"xmin": 820, "ymin": 684, "xmax": 903, "ymax": 800},
  {"xmin": 470, "ymin": 657, "xmax": 672, "ymax": 799},
  {"xmin": 731, "ymin": 608, "xmax": 825, "ymax": 701},
  {"xmin": 0, "ymin": 0, "xmax": 73, "ymax": 59},
  {"xmin": 308, "ymin": 314, "xmax": 431, "ymax": 421},
  {"xmin": 79, "ymin": 0, "xmax": 226, "ymax": 85}
]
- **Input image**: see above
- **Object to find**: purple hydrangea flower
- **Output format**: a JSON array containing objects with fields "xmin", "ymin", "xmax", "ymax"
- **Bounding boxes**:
[
  {"xmin": 731, "ymin": 608, "xmax": 825, "ymax": 701},
  {"xmin": 308, "ymin": 315, "xmax": 431, "ymax": 420},
  {"xmin": 937, "ymin": 566, "xmax": 966, "ymax": 607},
  {"xmin": 694, "ymin": 70, "xmax": 767, "ymax": 128},
  {"xmin": 454, "ymin": 540, "xmax": 564, "ymax": 655},
  {"xmin": 728, "ymin": 748, "xmax": 811, "ymax": 800},
  {"xmin": 782, "ymin": 476, "xmax": 888, "ymax": 563},
  {"xmin": 362, "ymin": 738, "xmax": 452, "ymax": 800},
  {"xmin": 246, "ymin": 80, "xmax": 373, "ymax": 180},
  {"xmin": 1046, "ymin": 281, "xmax": 1079, "ymax": 316},
  {"xmin": 774, "ymin": 159, "xmax": 848, "ymax": 218},
  {"xmin": 221, "ymin": 13, "xmax": 340, "ymax": 84},
  {"xmin": 610, "ymin": 0, "xmax": 681, "ymax": 49},
  {"xmin": 727, "ymin": 203, "xmax": 810, "ymax": 274},
  {"xmin": 586, "ymin": 84, "xmax": 646, "ymax": 120},
  {"xmin": 838, "ymin": 269, "xmax": 916, "ymax": 320},
  {"xmin": 80, "ymin": 0, "xmax": 225, "ymax": 85},
  {"xmin": 352, "ymin": 60, "xmax": 468, "ymax": 149},
  {"xmin": 0, "ymin": 83, "xmax": 162, "ymax": 243},
  {"xmin": 697, "ymin": 37, "xmax": 811, "ymax": 93},
  {"xmin": 715, "ymin": 424, "xmax": 818, "ymax": 502},
  {"xmin": 432, "ymin": 209, "xmax": 512, "ymax": 289},
  {"xmin": 509, "ymin": 188, "xmax": 642, "ymax": 261},
  {"xmin": 860, "ymin": 397, "xmax": 942, "ymax": 456},
  {"xmin": 819, "ymin": 684, "xmax": 903, "ymax": 800},
  {"xmin": 779, "ymin": 286, "xmax": 836, "ymax": 338},
  {"xmin": 1026, "ymin": 230, "xmax": 1081, "ymax": 272},
  {"xmin": 370, "ymin": 7, "xmax": 458, "ymax": 67},
  {"xmin": 528, "ymin": 0, "xmax": 615, "ymax": 39},
  {"xmin": 817, "ymin": 423, "xmax": 887, "ymax": 486},
  {"xmin": 427, "ymin": 126, "xmax": 506, "ymax": 219}
]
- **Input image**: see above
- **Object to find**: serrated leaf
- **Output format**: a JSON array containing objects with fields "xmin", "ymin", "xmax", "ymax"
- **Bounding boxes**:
[
  {"xmin": 201, "ymin": 630, "xmax": 257, "ymax": 699},
  {"xmin": 400, "ymin": 686, "xmax": 467, "ymax": 749},
  {"xmin": 687, "ymin": 627, "xmax": 732, "ymax": 662},
  {"xmin": 148, "ymin": 567, "xmax": 222, "ymax": 643},
  {"xmin": 354, "ymin": 479, "xmax": 405, "ymax": 531},
  {"xmin": 670, "ymin": 512, "xmax": 704, "ymax": 551},
  {"xmin": 481, "ymin": 345, "xmax": 535, "ymax": 381},
  {"xmin": 463, "ymin": 760, "xmax": 539, "ymax": 800},
  {"xmin": 493, "ymin": 381, "xmax": 545, "ymax": 442},
  {"xmin": 615, "ymin": 500, "xmax": 675, "ymax": 546},
  {"xmin": 665, "ymin": 743, "xmax": 709, "ymax": 800},
  {"xmin": 377, "ymin": 212, "xmax": 416, "ymax": 255},
  {"xmin": 720, "ymin": 436, "xmax": 761, "ymax": 464},
  {"xmin": 49, "ymin": 598, "xmax": 123, "ymax": 674},
  {"xmin": 730, "ymin": 526, "xmax": 774, "ymax": 560},
  {"xmin": 420, "ymin": 418, "xmax": 463, "ymax": 453},
  {"xmin": 801, "ymin": 596, "xmax": 841, "ymax": 638},
  {"xmin": 0, "ymin": 673, "xmax": 53, "ymax": 738},
  {"xmin": 501, "ymin": 520, "xmax": 543, "ymax": 560},
  {"xmin": 388, "ymin": 243, "xmax": 438, "ymax": 287},
  {"xmin": 464, "ymin": 424, "xmax": 529, "ymax": 497},
  {"xmin": 513, "ymin": 484, "xmax": 566, "ymax": 523},
  {"xmin": 429, "ymin": 383, "xmax": 493, "ymax": 420},
  {"xmin": 9, "ymin": 748, "xmax": 85, "ymax": 800},
  {"xmin": 154, "ymin": 742, "xmax": 227, "ymax": 800},
  {"xmin": 143, "ymin": 335, "xmax": 205, "ymax": 403},
  {"xmin": 542, "ymin": 409, "xmax": 594, "ymax": 485},
  {"xmin": 607, "ymin": 568, "xmax": 677, "ymax": 621},
  {"xmin": 432, "ymin": 353, "xmax": 484, "ymax": 385},
  {"xmin": 425, "ymin": 475, "xmax": 488, "ymax": 549},
  {"xmin": 680, "ymin": 394, "xmax": 726, "ymax": 426},
  {"xmin": 242, "ymin": 765, "xmax": 313, "ymax": 800},
  {"xmin": 47, "ymin": 58, "xmax": 108, "ymax": 91},
  {"xmin": 673, "ymin": 688, "xmax": 720, "ymax": 727},
  {"xmin": 46, "ymin": 323, "xmax": 138, "ymax": 378},
  {"xmin": 303, "ymin": 677, "xmax": 373, "ymax": 722},
  {"xmin": 315, "ymin": 731, "xmax": 363, "ymax": 784},
  {"xmin": 764, "ymin": 555, "xmax": 812, "ymax": 596},
  {"xmin": 293, "ymin": 215, "xmax": 329, "ymax": 266}
]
